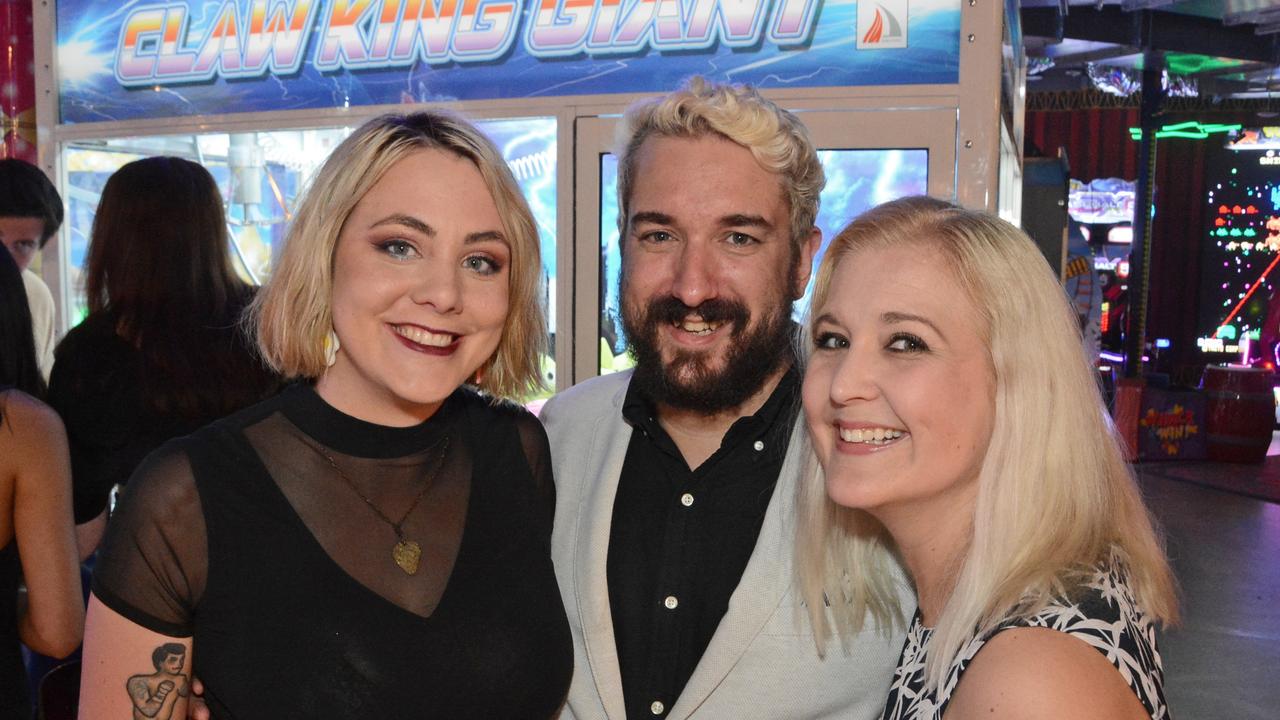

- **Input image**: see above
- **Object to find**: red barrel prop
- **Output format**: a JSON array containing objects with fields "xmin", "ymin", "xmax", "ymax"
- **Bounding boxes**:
[{"xmin": 1203, "ymin": 365, "xmax": 1276, "ymax": 463}]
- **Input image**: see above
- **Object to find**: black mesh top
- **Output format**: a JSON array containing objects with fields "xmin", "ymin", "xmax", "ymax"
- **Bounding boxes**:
[{"xmin": 93, "ymin": 383, "xmax": 572, "ymax": 718}]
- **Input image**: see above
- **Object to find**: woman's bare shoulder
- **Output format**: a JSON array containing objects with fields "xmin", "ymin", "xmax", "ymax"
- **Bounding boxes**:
[
  {"xmin": 944, "ymin": 626, "xmax": 1149, "ymax": 720},
  {"xmin": 0, "ymin": 389, "xmax": 67, "ymax": 446}
]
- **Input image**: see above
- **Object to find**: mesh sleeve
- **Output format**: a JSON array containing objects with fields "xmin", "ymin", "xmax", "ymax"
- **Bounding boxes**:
[
  {"xmin": 91, "ymin": 441, "xmax": 208, "ymax": 637},
  {"xmin": 512, "ymin": 409, "xmax": 556, "ymax": 529}
]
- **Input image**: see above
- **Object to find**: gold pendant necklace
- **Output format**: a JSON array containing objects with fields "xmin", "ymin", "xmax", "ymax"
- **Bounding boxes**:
[{"xmin": 313, "ymin": 436, "xmax": 451, "ymax": 576}]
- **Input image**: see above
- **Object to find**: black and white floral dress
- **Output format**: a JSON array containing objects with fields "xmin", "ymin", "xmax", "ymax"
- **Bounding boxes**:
[{"xmin": 881, "ymin": 560, "xmax": 1168, "ymax": 720}]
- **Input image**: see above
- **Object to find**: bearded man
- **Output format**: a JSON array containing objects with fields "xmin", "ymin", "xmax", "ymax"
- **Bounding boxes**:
[{"xmin": 541, "ymin": 78, "xmax": 911, "ymax": 720}]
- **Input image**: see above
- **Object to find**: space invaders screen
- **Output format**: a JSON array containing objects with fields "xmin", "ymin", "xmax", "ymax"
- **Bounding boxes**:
[{"xmin": 1199, "ymin": 137, "xmax": 1280, "ymax": 360}]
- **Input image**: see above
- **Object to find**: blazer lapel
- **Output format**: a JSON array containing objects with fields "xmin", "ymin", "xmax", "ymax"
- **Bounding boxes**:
[
  {"xmin": 667, "ymin": 419, "xmax": 806, "ymax": 719},
  {"xmin": 573, "ymin": 380, "xmax": 634, "ymax": 720}
]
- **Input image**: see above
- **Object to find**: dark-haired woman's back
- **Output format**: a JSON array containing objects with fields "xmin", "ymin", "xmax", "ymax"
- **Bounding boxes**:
[
  {"xmin": 48, "ymin": 293, "xmax": 281, "ymax": 538},
  {"xmin": 47, "ymin": 156, "xmax": 283, "ymax": 550}
]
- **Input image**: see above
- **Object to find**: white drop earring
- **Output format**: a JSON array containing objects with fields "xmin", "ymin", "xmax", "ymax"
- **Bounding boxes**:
[{"xmin": 323, "ymin": 329, "xmax": 341, "ymax": 367}]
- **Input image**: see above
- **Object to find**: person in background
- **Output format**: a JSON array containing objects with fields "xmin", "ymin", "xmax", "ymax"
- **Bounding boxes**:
[
  {"xmin": 0, "ymin": 243, "xmax": 84, "ymax": 719},
  {"xmin": 47, "ymin": 157, "xmax": 281, "ymax": 556},
  {"xmin": 79, "ymin": 111, "xmax": 571, "ymax": 719},
  {"xmin": 799, "ymin": 196, "xmax": 1177, "ymax": 719},
  {"xmin": 540, "ymin": 78, "xmax": 909, "ymax": 719},
  {"xmin": 0, "ymin": 158, "xmax": 63, "ymax": 379}
]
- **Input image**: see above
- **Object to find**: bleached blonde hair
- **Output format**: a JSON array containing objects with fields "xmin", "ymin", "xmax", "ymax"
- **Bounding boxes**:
[
  {"xmin": 249, "ymin": 111, "xmax": 547, "ymax": 400},
  {"xmin": 616, "ymin": 76, "xmax": 824, "ymax": 248},
  {"xmin": 796, "ymin": 196, "xmax": 1178, "ymax": 690}
]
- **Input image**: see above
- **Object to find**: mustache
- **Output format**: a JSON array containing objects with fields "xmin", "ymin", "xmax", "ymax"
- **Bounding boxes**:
[{"xmin": 643, "ymin": 296, "xmax": 750, "ymax": 329}]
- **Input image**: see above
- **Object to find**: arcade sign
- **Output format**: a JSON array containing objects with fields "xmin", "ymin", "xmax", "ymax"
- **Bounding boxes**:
[
  {"xmin": 57, "ymin": 0, "xmax": 962, "ymax": 124},
  {"xmin": 113, "ymin": 0, "xmax": 820, "ymax": 80}
]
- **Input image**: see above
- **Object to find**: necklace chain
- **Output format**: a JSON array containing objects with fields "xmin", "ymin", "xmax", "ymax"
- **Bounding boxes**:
[{"xmin": 314, "ymin": 435, "xmax": 451, "ymax": 540}]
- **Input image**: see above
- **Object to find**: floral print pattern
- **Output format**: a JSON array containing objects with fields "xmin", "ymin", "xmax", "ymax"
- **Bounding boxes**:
[{"xmin": 882, "ymin": 559, "xmax": 1168, "ymax": 719}]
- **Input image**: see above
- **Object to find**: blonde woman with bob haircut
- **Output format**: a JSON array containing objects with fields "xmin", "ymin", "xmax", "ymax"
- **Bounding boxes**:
[
  {"xmin": 79, "ymin": 111, "xmax": 572, "ymax": 719},
  {"xmin": 798, "ymin": 196, "xmax": 1177, "ymax": 719}
]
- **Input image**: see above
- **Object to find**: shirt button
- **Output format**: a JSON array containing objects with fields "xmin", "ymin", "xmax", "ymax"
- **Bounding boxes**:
[
  {"xmin": 753, "ymin": 440, "xmax": 765, "ymax": 451},
  {"xmin": 650, "ymin": 700, "xmax": 665, "ymax": 715},
  {"xmin": 663, "ymin": 595, "xmax": 679, "ymax": 609},
  {"xmin": 680, "ymin": 493, "xmax": 694, "ymax": 507}
]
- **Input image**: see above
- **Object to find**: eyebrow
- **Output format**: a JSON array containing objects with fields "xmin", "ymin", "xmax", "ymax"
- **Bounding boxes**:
[
  {"xmin": 370, "ymin": 214, "xmax": 508, "ymax": 246},
  {"xmin": 882, "ymin": 311, "xmax": 945, "ymax": 338},
  {"xmin": 628, "ymin": 211, "xmax": 774, "ymax": 231},
  {"xmin": 629, "ymin": 211, "xmax": 673, "ymax": 227},
  {"xmin": 809, "ymin": 311, "xmax": 946, "ymax": 339},
  {"xmin": 720, "ymin": 213, "xmax": 773, "ymax": 230},
  {"xmin": 811, "ymin": 312, "xmax": 837, "ymax": 329},
  {"xmin": 372, "ymin": 213, "xmax": 434, "ymax": 237}
]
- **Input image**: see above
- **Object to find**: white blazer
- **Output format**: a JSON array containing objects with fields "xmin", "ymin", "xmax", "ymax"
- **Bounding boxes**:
[{"xmin": 542, "ymin": 371, "xmax": 910, "ymax": 720}]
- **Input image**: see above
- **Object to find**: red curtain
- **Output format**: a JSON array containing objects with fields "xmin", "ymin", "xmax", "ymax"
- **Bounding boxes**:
[
  {"xmin": 1025, "ymin": 107, "xmax": 1244, "ymax": 374},
  {"xmin": 1026, "ymin": 108, "xmax": 1141, "ymax": 182}
]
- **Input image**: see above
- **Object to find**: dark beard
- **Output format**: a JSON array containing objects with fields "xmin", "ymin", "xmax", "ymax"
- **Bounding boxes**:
[{"xmin": 622, "ymin": 293, "xmax": 795, "ymax": 413}]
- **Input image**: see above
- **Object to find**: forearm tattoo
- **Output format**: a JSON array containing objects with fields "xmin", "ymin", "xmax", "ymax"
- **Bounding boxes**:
[{"xmin": 125, "ymin": 643, "xmax": 191, "ymax": 720}]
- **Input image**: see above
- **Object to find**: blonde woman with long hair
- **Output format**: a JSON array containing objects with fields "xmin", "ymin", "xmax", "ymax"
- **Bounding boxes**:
[{"xmin": 798, "ymin": 196, "xmax": 1177, "ymax": 719}]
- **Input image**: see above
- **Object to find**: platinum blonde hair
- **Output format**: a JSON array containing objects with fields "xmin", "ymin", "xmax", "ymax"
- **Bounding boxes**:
[
  {"xmin": 249, "ymin": 111, "xmax": 547, "ymax": 400},
  {"xmin": 616, "ymin": 76, "xmax": 824, "ymax": 248},
  {"xmin": 796, "ymin": 196, "xmax": 1178, "ymax": 690}
]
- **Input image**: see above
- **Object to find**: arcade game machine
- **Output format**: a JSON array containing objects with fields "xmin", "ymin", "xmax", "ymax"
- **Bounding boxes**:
[
  {"xmin": 1200, "ymin": 128, "xmax": 1280, "ymax": 369},
  {"xmin": 1197, "ymin": 127, "xmax": 1280, "ymax": 449},
  {"xmin": 33, "ymin": 0, "xmax": 1023, "ymax": 392},
  {"xmin": 1063, "ymin": 178, "xmax": 1137, "ymax": 363}
]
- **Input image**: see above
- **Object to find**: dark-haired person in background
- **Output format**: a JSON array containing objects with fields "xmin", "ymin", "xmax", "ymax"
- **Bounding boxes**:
[
  {"xmin": 47, "ymin": 157, "xmax": 282, "ymax": 555},
  {"xmin": 0, "ymin": 243, "xmax": 84, "ymax": 720},
  {"xmin": 0, "ymin": 158, "xmax": 64, "ymax": 379}
]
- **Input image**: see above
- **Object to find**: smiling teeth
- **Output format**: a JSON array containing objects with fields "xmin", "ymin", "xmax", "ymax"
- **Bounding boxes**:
[
  {"xmin": 678, "ymin": 318, "xmax": 722, "ymax": 335},
  {"xmin": 394, "ymin": 325, "xmax": 455, "ymax": 347},
  {"xmin": 839, "ymin": 427, "xmax": 905, "ymax": 445}
]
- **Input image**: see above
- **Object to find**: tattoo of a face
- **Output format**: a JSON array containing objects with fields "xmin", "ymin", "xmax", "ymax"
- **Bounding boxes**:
[{"xmin": 125, "ymin": 643, "xmax": 190, "ymax": 720}]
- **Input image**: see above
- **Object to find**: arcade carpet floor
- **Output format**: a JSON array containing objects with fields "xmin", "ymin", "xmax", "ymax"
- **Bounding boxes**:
[
  {"xmin": 1139, "ymin": 451, "xmax": 1280, "ymax": 505},
  {"xmin": 1138, "ymin": 441, "xmax": 1280, "ymax": 719}
]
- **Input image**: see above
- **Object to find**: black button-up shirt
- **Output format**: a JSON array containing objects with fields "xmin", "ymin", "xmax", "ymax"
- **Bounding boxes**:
[{"xmin": 607, "ymin": 364, "xmax": 800, "ymax": 718}]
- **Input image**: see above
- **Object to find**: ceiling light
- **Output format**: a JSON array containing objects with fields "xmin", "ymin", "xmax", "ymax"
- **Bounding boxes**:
[{"xmin": 1120, "ymin": 0, "xmax": 1176, "ymax": 8}]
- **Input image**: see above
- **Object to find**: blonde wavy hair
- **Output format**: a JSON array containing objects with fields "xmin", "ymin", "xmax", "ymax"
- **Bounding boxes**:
[
  {"xmin": 616, "ymin": 76, "xmax": 824, "ymax": 248},
  {"xmin": 796, "ymin": 196, "xmax": 1178, "ymax": 690},
  {"xmin": 249, "ymin": 111, "xmax": 547, "ymax": 400}
]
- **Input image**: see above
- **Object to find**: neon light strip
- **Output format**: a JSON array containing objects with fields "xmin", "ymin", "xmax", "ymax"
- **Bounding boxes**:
[
  {"xmin": 1128, "ymin": 122, "xmax": 1242, "ymax": 141},
  {"xmin": 1099, "ymin": 351, "xmax": 1150, "ymax": 363},
  {"xmin": 1219, "ymin": 250, "xmax": 1280, "ymax": 330}
]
